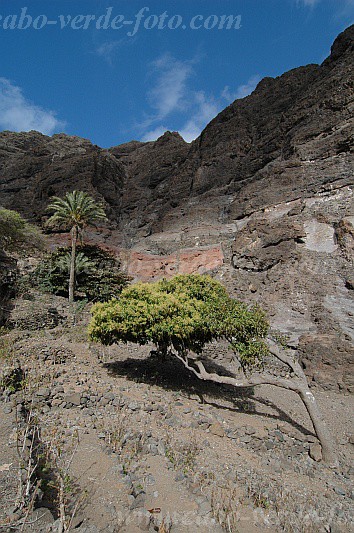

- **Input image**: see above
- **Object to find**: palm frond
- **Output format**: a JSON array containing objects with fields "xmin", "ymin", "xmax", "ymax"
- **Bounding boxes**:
[
  {"xmin": 57, "ymin": 251, "xmax": 95, "ymax": 274},
  {"xmin": 46, "ymin": 190, "xmax": 107, "ymax": 230}
]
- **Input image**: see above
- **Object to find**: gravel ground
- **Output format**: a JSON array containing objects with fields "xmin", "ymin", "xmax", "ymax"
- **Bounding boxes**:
[{"xmin": 0, "ymin": 294, "xmax": 353, "ymax": 532}]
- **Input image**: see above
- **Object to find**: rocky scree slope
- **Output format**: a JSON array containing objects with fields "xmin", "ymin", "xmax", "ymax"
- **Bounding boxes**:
[{"xmin": 0, "ymin": 26, "xmax": 353, "ymax": 391}]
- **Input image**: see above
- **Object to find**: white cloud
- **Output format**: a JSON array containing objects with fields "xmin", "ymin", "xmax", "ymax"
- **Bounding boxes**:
[
  {"xmin": 222, "ymin": 75, "xmax": 261, "ymax": 101},
  {"xmin": 334, "ymin": 0, "xmax": 354, "ymax": 20},
  {"xmin": 95, "ymin": 39, "xmax": 129, "ymax": 65},
  {"xmin": 0, "ymin": 78, "xmax": 64, "ymax": 135},
  {"xmin": 141, "ymin": 125, "xmax": 169, "ymax": 142},
  {"xmin": 140, "ymin": 53, "xmax": 262, "ymax": 143},
  {"xmin": 141, "ymin": 90, "xmax": 219, "ymax": 143},
  {"xmin": 296, "ymin": 0, "xmax": 320, "ymax": 6},
  {"xmin": 146, "ymin": 54, "xmax": 194, "ymax": 122},
  {"xmin": 297, "ymin": 0, "xmax": 354, "ymax": 15},
  {"xmin": 178, "ymin": 76, "xmax": 260, "ymax": 143},
  {"xmin": 179, "ymin": 91, "xmax": 220, "ymax": 143}
]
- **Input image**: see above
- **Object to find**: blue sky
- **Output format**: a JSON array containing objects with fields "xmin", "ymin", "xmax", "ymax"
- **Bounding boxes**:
[{"xmin": 0, "ymin": 0, "xmax": 353, "ymax": 147}]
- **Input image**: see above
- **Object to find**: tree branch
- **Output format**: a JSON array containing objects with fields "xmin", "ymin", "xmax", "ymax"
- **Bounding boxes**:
[
  {"xmin": 266, "ymin": 339, "xmax": 305, "ymax": 378},
  {"xmin": 173, "ymin": 351, "xmax": 302, "ymax": 393}
]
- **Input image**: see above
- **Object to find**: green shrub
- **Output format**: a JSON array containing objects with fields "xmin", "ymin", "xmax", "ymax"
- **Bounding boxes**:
[
  {"xmin": 32, "ymin": 245, "xmax": 130, "ymax": 302},
  {"xmin": 0, "ymin": 207, "xmax": 43, "ymax": 253},
  {"xmin": 89, "ymin": 274, "xmax": 269, "ymax": 367}
]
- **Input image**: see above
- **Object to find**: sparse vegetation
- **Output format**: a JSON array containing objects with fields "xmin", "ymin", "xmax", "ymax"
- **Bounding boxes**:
[
  {"xmin": 32, "ymin": 244, "xmax": 130, "ymax": 302},
  {"xmin": 11, "ymin": 408, "xmax": 84, "ymax": 532},
  {"xmin": 89, "ymin": 274, "xmax": 338, "ymax": 466},
  {"xmin": 46, "ymin": 191, "xmax": 107, "ymax": 303},
  {"xmin": 0, "ymin": 208, "xmax": 43, "ymax": 254},
  {"xmin": 165, "ymin": 435, "xmax": 200, "ymax": 475}
]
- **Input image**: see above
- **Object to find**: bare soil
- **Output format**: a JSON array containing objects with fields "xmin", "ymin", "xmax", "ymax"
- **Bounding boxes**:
[{"xmin": 0, "ymin": 293, "xmax": 353, "ymax": 533}]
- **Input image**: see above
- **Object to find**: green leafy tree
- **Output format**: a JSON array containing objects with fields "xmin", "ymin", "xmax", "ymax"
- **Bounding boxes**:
[
  {"xmin": 46, "ymin": 191, "xmax": 107, "ymax": 303},
  {"xmin": 0, "ymin": 208, "xmax": 43, "ymax": 325},
  {"xmin": 33, "ymin": 245, "xmax": 130, "ymax": 302},
  {"xmin": 89, "ymin": 274, "xmax": 338, "ymax": 467},
  {"xmin": 56, "ymin": 251, "xmax": 94, "ymax": 275},
  {"xmin": 0, "ymin": 207, "xmax": 43, "ymax": 254}
]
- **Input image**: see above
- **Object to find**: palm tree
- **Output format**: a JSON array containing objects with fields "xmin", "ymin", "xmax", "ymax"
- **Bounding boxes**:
[
  {"xmin": 56, "ymin": 251, "xmax": 95, "ymax": 277},
  {"xmin": 46, "ymin": 191, "xmax": 107, "ymax": 303}
]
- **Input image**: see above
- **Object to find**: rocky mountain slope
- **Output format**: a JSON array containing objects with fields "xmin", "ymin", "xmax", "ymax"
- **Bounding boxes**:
[{"xmin": 0, "ymin": 25, "xmax": 353, "ymax": 390}]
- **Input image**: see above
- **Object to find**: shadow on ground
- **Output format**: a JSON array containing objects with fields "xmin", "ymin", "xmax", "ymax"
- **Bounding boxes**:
[{"xmin": 104, "ymin": 353, "xmax": 314, "ymax": 437}]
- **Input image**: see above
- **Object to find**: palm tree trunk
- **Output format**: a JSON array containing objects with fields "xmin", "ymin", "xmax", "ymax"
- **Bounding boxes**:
[{"xmin": 69, "ymin": 226, "xmax": 78, "ymax": 303}]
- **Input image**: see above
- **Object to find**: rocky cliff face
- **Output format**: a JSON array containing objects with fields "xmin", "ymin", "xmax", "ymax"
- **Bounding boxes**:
[
  {"xmin": 0, "ymin": 251, "xmax": 16, "ymax": 325},
  {"xmin": 0, "ymin": 26, "xmax": 353, "ymax": 390}
]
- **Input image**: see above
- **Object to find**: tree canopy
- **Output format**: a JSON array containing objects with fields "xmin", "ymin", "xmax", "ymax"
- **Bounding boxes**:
[
  {"xmin": 0, "ymin": 207, "xmax": 43, "ymax": 254},
  {"xmin": 33, "ymin": 244, "xmax": 130, "ymax": 302},
  {"xmin": 46, "ymin": 190, "xmax": 107, "ymax": 303},
  {"xmin": 89, "ymin": 274, "xmax": 269, "ymax": 365},
  {"xmin": 46, "ymin": 190, "xmax": 107, "ymax": 233},
  {"xmin": 89, "ymin": 273, "xmax": 338, "ymax": 466}
]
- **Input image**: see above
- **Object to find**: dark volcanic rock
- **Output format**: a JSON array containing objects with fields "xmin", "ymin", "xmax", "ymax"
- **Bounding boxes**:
[
  {"xmin": 298, "ymin": 334, "xmax": 354, "ymax": 392},
  {"xmin": 1, "ymin": 27, "xmax": 352, "ymax": 239},
  {"xmin": 0, "ymin": 132, "xmax": 125, "ymax": 223},
  {"xmin": 232, "ymin": 219, "xmax": 305, "ymax": 272},
  {"xmin": 0, "ymin": 251, "xmax": 16, "ymax": 325}
]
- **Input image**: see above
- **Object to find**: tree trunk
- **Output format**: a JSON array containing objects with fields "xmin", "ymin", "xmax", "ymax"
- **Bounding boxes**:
[
  {"xmin": 174, "ymin": 353, "xmax": 338, "ymax": 467},
  {"xmin": 298, "ymin": 387, "xmax": 338, "ymax": 467},
  {"xmin": 68, "ymin": 226, "xmax": 77, "ymax": 304}
]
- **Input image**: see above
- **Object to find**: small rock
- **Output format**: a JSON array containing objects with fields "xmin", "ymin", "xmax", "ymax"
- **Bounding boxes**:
[
  {"xmin": 51, "ymin": 398, "xmax": 62, "ymax": 407},
  {"xmin": 64, "ymin": 393, "xmax": 81, "ymax": 406},
  {"xmin": 7, "ymin": 511, "xmax": 21, "ymax": 522},
  {"xmin": 273, "ymin": 430, "xmax": 285, "ymax": 442},
  {"xmin": 104, "ymin": 392, "xmax": 115, "ymax": 401},
  {"xmin": 309, "ymin": 443, "xmax": 322, "ymax": 462},
  {"xmin": 145, "ymin": 474, "xmax": 155, "ymax": 486},
  {"xmin": 148, "ymin": 444, "xmax": 158, "ymax": 456},
  {"xmin": 244, "ymin": 425, "xmax": 257, "ymax": 435},
  {"xmin": 130, "ymin": 492, "xmax": 145, "ymax": 509},
  {"xmin": 209, "ymin": 422, "xmax": 225, "ymax": 437},
  {"xmin": 36, "ymin": 387, "xmax": 51, "ymax": 398},
  {"xmin": 98, "ymin": 397, "xmax": 109, "ymax": 407},
  {"xmin": 29, "ymin": 507, "xmax": 55, "ymax": 527},
  {"xmin": 3, "ymin": 406, "xmax": 12, "ymax": 414},
  {"xmin": 198, "ymin": 501, "xmax": 212, "ymax": 516},
  {"xmin": 70, "ymin": 514, "xmax": 85, "ymax": 529},
  {"xmin": 333, "ymin": 486, "xmax": 346, "ymax": 497},
  {"xmin": 136, "ymin": 510, "xmax": 152, "ymax": 531},
  {"xmin": 157, "ymin": 441, "xmax": 166, "ymax": 455},
  {"xmin": 166, "ymin": 416, "xmax": 180, "ymax": 428},
  {"xmin": 265, "ymin": 440, "xmax": 275, "ymax": 450},
  {"xmin": 112, "ymin": 397, "xmax": 125, "ymax": 407}
]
